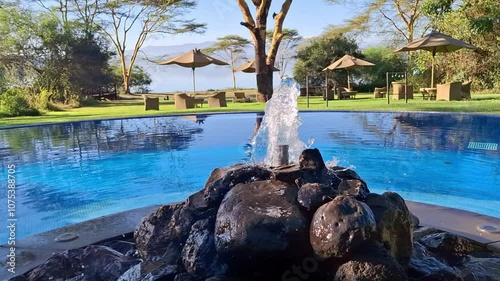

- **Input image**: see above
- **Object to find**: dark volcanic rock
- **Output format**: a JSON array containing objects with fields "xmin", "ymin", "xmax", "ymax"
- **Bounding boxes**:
[
  {"xmin": 182, "ymin": 218, "xmax": 227, "ymax": 279},
  {"xmin": 330, "ymin": 166, "xmax": 364, "ymax": 182},
  {"xmin": 297, "ymin": 149, "xmax": 342, "ymax": 190},
  {"xmin": 27, "ymin": 245, "xmax": 139, "ymax": 281},
  {"xmin": 203, "ymin": 164, "xmax": 272, "ymax": 208},
  {"xmin": 271, "ymin": 164, "xmax": 302, "ymax": 184},
  {"xmin": 459, "ymin": 257, "xmax": 500, "ymax": 281},
  {"xmin": 117, "ymin": 261, "xmax": 180, "ymax": 281},
  {"xmin": 215, "ymin": 180, "xmax": 310, "ymax": 266},
  {"xmin": 173, "ymin": 272, "xmax": 197, "ymax": 281},
  {"xmin": 310, "ymin": 195, "xmax": 376, "ymax": 259},
  {"xmin": 407, "ymin": 241, "xmax": 459, "ymax": 281},
  {"xmin": 334, "ymin": 241, "xmax": 407, "ymax": 281},
  {"xmin": 297, "ymin": 182, "xmax": 336, "ymax": 211},
  {"xmin": 420, "ymin": 232, "xmax": 474, "ymax": 265},
  {"xmin": 365, "ymin": 192, "xmax": 413, "ymax": 264},
  {"xmin": 99, "ymin": 240, "xmax": 136, "ymax": 256},
  {"xmin": 134, "ymin": 203, "xmax": 196, "ymax": 263},
  {"xmin": 413, "ymin": 226, "xmax": 442, "ymax": 241},
  {"xmin": 410, "ymin": 212, "xmax": 420, "ymax": 228},
  {"xmin": 337, "ymin": 179, "xmax": 370, "ymax": 201},
  {"xmin": 299, "ymin": 148, "xmax": 326, "ymax": 171},
  {"xmin": 26, "ymin": 249, "xmax": 84, "ymax": 280},
  {"xmin": 79, "ymin": 245, "xmax": 140, "ymax": 280}
]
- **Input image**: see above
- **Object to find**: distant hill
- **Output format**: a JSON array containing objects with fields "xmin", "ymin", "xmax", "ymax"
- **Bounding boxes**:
[{"xmin": 123, "ymin": 41, "xmax": 292, "ymax": 93}]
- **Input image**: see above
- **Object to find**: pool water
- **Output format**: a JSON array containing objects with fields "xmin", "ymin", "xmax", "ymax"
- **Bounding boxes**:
[{"xmin": 1, "ymin": 112, "xmax": 499, "ymax": 240}]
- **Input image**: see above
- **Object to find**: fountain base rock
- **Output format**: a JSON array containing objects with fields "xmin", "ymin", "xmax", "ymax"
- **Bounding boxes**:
[{"xmin": 12, "ymin": 149, "xmax": 500, "ymax": 281}]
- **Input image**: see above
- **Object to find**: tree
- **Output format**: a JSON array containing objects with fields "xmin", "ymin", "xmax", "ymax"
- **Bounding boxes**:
[
  {"xmin": 0, "ymin": 2, "xmax": 114, "ymax": 104},
  {"xmin": 112, "ymin": 64, "xmax": 152, "ymax": 93},
  {"xmin": 204, "ymin": 35, "xmax": 252, "ymax": 89},
  {"xmin": 421, "ymin": 0, "xmax": 500, "ymax": 89},
  {"xmin": 266, "ymin": 28, "xmax": 302, "ymax": 78},
  {"xmin": 325, "ymin": 0, "xmax": 428, "ymax": 44},
  {"xmin": 236, "ymin": 0, "xmax": 293, "ymax": 102},
  {"xmin": 93, "ymin": 0, "xmax": 205, "ymax": 94},
  {"xmin": 293, "ymin": 36, "xmax": 362, "ymax": 87},
  {"xmin": 359, "ymin": 46, "xmax": 406, "ymax": 86}
]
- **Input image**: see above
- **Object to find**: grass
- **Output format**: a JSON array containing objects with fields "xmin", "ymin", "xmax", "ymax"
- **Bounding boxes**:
[{"xmin": 1, "ymin": 92, "xmax": 499, "ymax": 127}]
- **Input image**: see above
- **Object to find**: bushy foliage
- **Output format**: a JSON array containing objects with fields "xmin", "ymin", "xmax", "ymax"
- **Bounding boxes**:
[
  {"xmin": 358, "ymin": 46, "xmax": 407, "ymax": 88},
  {"xmin": 293, "ymin": 36, "xmax": 363, "ymax": 87},
  {"xmin": 421, "ymin": 0, "xmax": 500, "ymax": 90},
  {"xmin": 0, "ymin": 88, "xmax": 40, "ymax": 116},
  {"xmin": 112, "ymin": 64, "xmax": 152, "ymax": 94}
]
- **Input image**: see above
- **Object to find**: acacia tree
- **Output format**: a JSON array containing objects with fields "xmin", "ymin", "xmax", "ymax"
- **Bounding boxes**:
[
  {"xmin": 204, "ymin": 35, "xmax": 252, "ymax": 89},
  {"xmin": 236, "ymin": 0, "xmax": 293, "ymax": 102},
  {"xmin": 266, "ymin": 28, "xmax": 302, "ymax": 78},
  {"xmin": 325, "ymin": 0, "xmax": 427, "ymax": 44},
  {"xmin": 93, "ymin": 0, "xmax": 205, "ymax": 93}
]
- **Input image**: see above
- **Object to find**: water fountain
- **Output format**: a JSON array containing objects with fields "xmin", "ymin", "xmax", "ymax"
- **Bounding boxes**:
[
  {"xmin": 12, "ymin": 79, "xmax": 500, "ymax": 281},
  {"xmin": 251, "ymin": 77, "xmax": 306, "ymax": 167}
]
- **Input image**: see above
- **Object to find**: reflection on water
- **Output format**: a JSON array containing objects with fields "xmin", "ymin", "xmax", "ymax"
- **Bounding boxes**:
[{"xmin": 0, "ymin": 112, "xmax": 499, "ymax": 240}]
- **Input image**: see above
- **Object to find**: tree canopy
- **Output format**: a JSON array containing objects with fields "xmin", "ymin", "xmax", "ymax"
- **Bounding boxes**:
[
  {"xmin": 293, "ymin": 36, "xmax": 363, "ymax": 87},
  {"xmin": 204, "ymin": 35, "xmax": 252, "ymax": 89}
]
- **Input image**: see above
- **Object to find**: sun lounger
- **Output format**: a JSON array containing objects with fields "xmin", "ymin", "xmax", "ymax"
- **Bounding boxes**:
[
  {"xmin": 208, "ymin": 92, "xmax": 227, "ymax": 108},
  {"xmin": 436, "ymin": 82, "xmax": 462, "ymax": 101},
  {"xmin": 233, "ymin": 92, "xmax": 251, "ymax": 103},
  {"xmin": 143, "ymin": 95, "xmax": 159, "ymax": 110}
]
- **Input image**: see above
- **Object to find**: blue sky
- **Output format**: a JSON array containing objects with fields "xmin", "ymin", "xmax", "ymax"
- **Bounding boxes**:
[
  {"xmin": 143, "ymin": 1, "xmax": 370, "ymax": 47},
  {"xmin": 139, "ymin": 1, "xmax": 380, "ymax": 92}
]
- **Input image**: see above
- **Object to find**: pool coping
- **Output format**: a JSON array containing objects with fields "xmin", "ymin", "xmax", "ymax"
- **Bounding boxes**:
[
  {"xmin": 1, "ymin": 201, "xmax": 499, "ymax": 280},
  {"xmin": 1, "ymin": 110, "xmax": 499, "ymax": 130}
]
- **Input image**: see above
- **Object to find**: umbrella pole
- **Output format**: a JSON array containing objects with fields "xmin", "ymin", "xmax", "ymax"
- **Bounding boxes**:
[
  {"xmin": 325, "ymin": 72, "xmax": 328, "ymax": 107},
  {"xmin": 192, "ymin": 67, "xmax": 196, "ymax": 95},
  {"xmin": 347, "ymin": 69, "xmax": 351, "ymax": 90},
  {"xmin": 431, "ymin": 52, "xmax": 435, "ymax": 88}
]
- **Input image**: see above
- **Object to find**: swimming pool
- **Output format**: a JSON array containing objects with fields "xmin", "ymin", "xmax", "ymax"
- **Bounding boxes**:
[{"xmin": 1, "ymin": 112, "xmax": 499, "ymax": 240}]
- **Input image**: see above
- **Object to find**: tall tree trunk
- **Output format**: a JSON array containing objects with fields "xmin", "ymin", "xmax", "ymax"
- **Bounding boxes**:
[
  {"xmin": 232, "ymin": 70, "xmax": 237, "ymax": 89},
  {"xmin": 237, "ymin": 0, "xmax": 292, "ymax": 103},
  {"xmin": 255, "ymin": 36, "xmax": 273, "ymax": 102},
  {"xmin": 123, "ymin": 74, "xmax": 130, "ymax": 94}
]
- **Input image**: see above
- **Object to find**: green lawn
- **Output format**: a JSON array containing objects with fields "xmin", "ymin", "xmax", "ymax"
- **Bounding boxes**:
[{"xmin": 1, "ymin": 92, "xmax": 499, "ymax": 127}]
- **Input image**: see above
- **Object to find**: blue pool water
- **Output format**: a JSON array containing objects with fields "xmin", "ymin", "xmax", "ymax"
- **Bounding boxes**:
[{"xmin": 0, "ymin": 112, "xmax": 499, "ymax": 240}]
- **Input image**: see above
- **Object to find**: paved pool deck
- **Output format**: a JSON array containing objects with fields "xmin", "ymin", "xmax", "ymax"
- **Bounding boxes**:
[{"xmin": 1, "ymin": 201, "xmax": 499, "ymax": 280}]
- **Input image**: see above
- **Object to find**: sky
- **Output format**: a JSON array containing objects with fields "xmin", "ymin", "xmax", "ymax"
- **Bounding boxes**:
[
  {"xmin": 143, "ymin": 0, "xmax": 376, "ymax": 48},
  {"xmin": 137, "ymin": 1, "xmax": 380, "ymax": 92}
]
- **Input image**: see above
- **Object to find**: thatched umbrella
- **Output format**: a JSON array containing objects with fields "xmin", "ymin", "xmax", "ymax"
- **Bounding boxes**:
[
  {"xmin": 235, "ymin": 60, "xmax": 280, "ymax": 73},
  {"xmin": 157, "ymin": 49, "xmax": 229, "ymax": 94},
  {"xmin": 395, "ymin": 30, "xmax": 476, "ymax": 87},
  {"xmin": 322, "ymin": 55, "xmax": 375, "ymax": 89}
]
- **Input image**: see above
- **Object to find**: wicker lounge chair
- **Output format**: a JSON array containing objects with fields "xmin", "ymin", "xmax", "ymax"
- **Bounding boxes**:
[
  {"xmin": 436, "ymin": 82, "xmax": 462, "ymax": 101},
  {"xmin": 392, "ymin": 82, "xmax": 414, "ymax": 100},
  {"xmin": 174, "ymin": 93, "xmax": 195, "ymax": 109},
  {"xmin": 208, "ymin": 92, "xmax": 227, "ymax": 108},
  {"xmin": 323, "ymin": 88, "xmax": 335, "ymax": 100},
  {"xmin": 336, "ymin": 87, "xmax": 357, "ymax": 99},
  {"xmin": 233, "ymin": 92, "xmax": 251, "ymax": 103},
  {"xmin": 374, "ymin": 87, "xmax": 387, "ymax": 98},
  {"xmin": 143, "ymin": 95, "xmax": 159, "ymax": 110},
  {"xmin": 461, "ymin": 81, "xmax": 472, "ymax": 99}
]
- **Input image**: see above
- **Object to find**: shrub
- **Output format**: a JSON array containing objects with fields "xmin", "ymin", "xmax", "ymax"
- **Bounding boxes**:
[{"xmin": 0, "ymin": 88, "xmax": 40, "ymax": 116}]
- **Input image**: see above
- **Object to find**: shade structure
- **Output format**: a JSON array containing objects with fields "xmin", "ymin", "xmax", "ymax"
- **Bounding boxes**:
[
  {"xmin": 322, "ymin": 55, "xmax": 375, "ymax": 89},
  {"xmin": 157, "ymin": 49, "xmax": 229, "ymax": 94},
  {"xmin": 235, "ymin": 59, "xmax": 280, "ymax": 73},
  {"xmin": 395, "ymin": 30, "xmax": 476, "ymax": 87}
]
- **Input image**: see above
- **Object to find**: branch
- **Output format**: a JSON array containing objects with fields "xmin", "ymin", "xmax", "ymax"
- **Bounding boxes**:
[
  {"xmin": 267, "ymin": 0, "xmax": 292, "ymax": 64},
  {"xmin": 236, "ymin": 0, "xmax": 256, "ymax": 31},
  {"xmin": 379, "ymin": 8, "xmax": 408, "ymax": 42}
]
